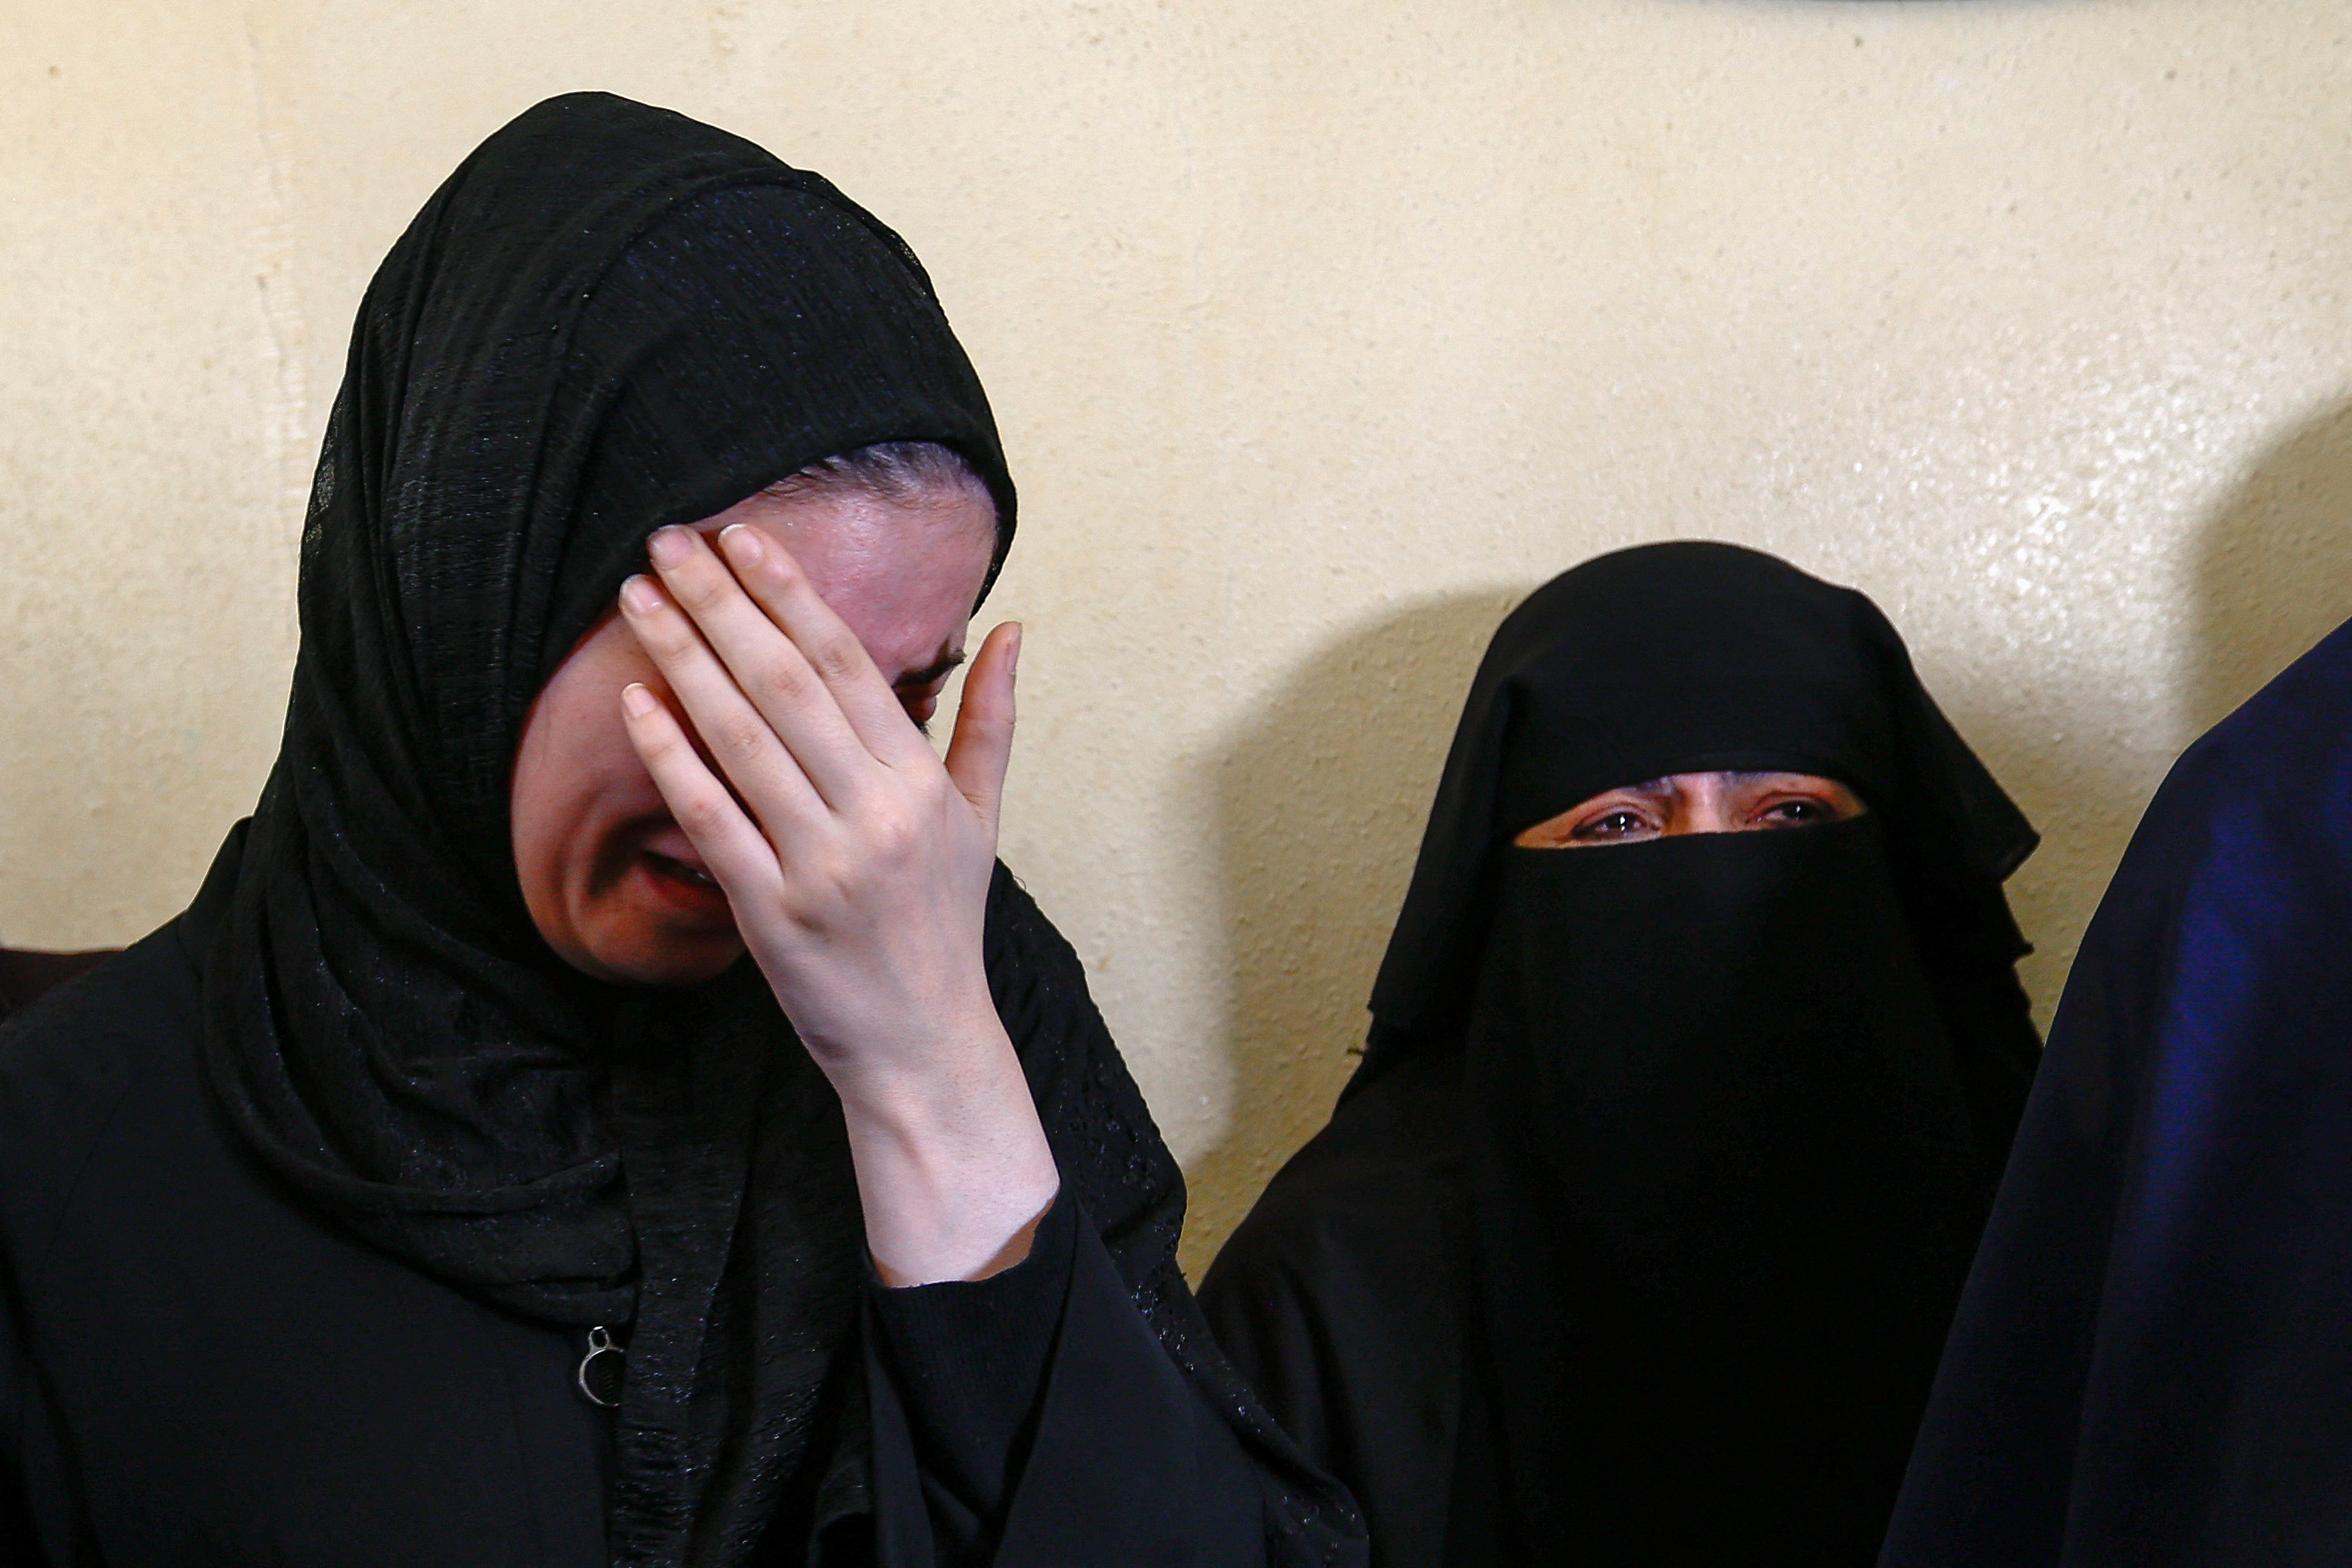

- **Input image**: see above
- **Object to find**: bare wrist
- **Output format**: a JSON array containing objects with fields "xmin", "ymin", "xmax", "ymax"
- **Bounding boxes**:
[{"xmin": 829, "ymin": 1017, "xmax": 1061, "ymax": 1286}]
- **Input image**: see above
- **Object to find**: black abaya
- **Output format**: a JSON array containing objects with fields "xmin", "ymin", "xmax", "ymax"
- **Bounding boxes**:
[
  {"xmin": 1203, "ymin": 543, "xmax": 2041, "ymax": 1567},
  {"xmin": 0, "ymin": 865, "xmax": 1284, "ymax": 1565}
]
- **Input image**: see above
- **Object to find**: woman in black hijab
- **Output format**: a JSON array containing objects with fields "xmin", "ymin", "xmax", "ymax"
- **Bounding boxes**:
[
  {"xmin": 1200, "ymin": 542, "xmax": 2040, "ymax": 1566},
  {"xmin": 0, "ymin": 94, "xmax": 1356, "ymax": 1567}
]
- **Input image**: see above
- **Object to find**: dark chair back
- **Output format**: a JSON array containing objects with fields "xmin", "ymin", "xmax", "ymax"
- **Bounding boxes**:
[{"xmin": 0, "ymin": 948, "xmax": 118, "ymax": 1025}]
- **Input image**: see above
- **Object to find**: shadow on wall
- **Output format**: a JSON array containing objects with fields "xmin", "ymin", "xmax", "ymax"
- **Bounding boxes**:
[
  {"xmin": 1937, "ymin": 393, "xmax": 2352, "ymax": 1034},
  {"xmin": 1930, "ymin": 686, "xmax": 2141, "ymax": 1035},
  {"xmin": 1178, "ymin": 589, "xmax": 1522, "ymax": 1278},
  {"xmin": 2191, "ymin": 396, "xmax": 2352, "ymax": 736}
]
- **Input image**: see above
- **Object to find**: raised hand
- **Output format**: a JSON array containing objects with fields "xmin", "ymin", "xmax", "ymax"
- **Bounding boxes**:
[{"xmin": 616, "ymin": 522, "xmax": 1058, "ymax": 1285}]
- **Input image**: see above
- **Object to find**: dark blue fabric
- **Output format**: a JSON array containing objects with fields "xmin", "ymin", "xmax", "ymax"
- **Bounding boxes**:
[{"xmin": 1881, "ymin": 617, "xmax": 2352, "ymax": 1567}]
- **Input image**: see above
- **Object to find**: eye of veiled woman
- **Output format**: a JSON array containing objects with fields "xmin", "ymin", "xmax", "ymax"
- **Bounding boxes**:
[{"xmin": 1574, "ymin": 806, "xmax": 1654, "ymax": 841}]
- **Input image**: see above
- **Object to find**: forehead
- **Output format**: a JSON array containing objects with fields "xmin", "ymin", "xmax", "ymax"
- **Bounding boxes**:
[
  {"xmin": 1611, "ymin": 770, "xmax": 1856, "ymax": 795},
  {"xmin": 691, "ymin": 484, "xmax": 998, "ymax": 678}
]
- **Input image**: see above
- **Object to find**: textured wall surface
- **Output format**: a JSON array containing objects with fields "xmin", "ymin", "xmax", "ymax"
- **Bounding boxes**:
[{"xmin": 5, "ymin": 1, "xmax": 2350, "ymax": 1271}]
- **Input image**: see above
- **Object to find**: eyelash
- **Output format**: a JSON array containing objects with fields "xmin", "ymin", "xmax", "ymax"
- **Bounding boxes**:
[{"xmin": 1573, "ymin": 808, "xmax": 1654, "ymax": 839}]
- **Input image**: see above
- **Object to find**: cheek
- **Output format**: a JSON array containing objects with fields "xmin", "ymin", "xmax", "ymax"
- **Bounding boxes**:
[{"xmin": 511, "ymin": 636, "xmax": 664, "ymax": 886}]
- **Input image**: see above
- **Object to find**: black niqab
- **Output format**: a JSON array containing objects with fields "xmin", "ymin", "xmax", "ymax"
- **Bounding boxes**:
[
  {"xmin": 1211, "ymin": 543, "xmax": 2041, "ymax": 1565},
  {"xmin": 1367, "ymin": 541, "xmax": 2036, "ymax": 1086},
  {"xmin": 197, "ymin": 93, "xmax": 1021, "ymax": 1565},
  {"xmin": 1467, "ymin": 817, "xmax": 1992, "ymax": 1561}
]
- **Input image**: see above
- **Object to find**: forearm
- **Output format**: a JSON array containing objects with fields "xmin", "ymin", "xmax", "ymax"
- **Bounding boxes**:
[{"xmin": 832, "ymin": 1013, "xmax": 1060, "ymax": 1287}]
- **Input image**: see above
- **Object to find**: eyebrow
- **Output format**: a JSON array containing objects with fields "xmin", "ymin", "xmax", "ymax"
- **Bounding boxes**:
[{"xmin": 894, "ymin": 652, "xmax": 966, "ymax": 690}]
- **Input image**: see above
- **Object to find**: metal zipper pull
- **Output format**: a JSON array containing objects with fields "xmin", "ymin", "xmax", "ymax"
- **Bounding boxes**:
[{"xmin": 576, "ymin": 1325, "xmax": 625, "ymax": 1408}]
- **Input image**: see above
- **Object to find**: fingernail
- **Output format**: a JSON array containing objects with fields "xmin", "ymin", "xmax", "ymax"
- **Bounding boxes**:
[
  {"xmin": 620, "ymin": 575, "xmax": 661, "ymax": 615},
  {"xmin": 621, "ymin": 682, "xmax": 658, "ymax": 718},
  {"xmin": 1007, "ymin": 622, "xmax": 1023, "ymax": 677},
  {"xmin": 647, "ymin": 527, "xmax": 692, "ymax": 566},
  {"xmin": 719, "ymin": 522, "xmax": 765, "ymax": 566}
]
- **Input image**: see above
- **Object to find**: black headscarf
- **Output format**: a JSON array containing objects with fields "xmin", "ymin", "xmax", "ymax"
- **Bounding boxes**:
[
  {"xmin": 1368, "ymin": 543, "xmax": 2040, "ymax": 1564},
  {"xmin": 1881, "ymin": 618, "xmax": 2352, "ymax": 1566},
  {"xmin": 196, "ymin": 93, "xmax": 1025, "ymax": 1565}
]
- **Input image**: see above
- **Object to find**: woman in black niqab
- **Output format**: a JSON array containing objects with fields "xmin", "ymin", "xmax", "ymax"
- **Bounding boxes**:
[
  {"xmin": 0, "ymin": 93, "xmax": 1357, "ymax": 1568},
  {"xmin": 1201, "ymin": 542, "xmax": 2041, "ymax": 1566}
]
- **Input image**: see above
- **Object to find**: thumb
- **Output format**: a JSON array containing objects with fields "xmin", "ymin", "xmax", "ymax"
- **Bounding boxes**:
[{"xmin": 944, "ymin": 621, "xmax": 1020, "ymax": 840}]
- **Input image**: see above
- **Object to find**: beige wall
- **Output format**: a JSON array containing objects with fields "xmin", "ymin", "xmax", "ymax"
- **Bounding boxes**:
[{"xmin": 6, "ymin": 0, "xmax": 2351, "ymax": 1269}]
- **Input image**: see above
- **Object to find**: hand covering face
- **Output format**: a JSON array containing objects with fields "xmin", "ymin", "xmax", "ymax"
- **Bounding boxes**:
[
  {"xmin": 1364, "ymin": 542, "xmax": 2041, "ymax": 1565},
  {"xmin": 184, "ymin": 92, "xmax": 1315, "ymax": 1568}
]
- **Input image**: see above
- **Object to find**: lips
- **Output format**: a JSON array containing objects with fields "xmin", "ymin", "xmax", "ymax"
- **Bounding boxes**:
[
  {"xmin": 639, "ymin": 826, "xmax": 715, "ymax": 880},
  {"xmin": 632, "ymin": 830, "xmax": 733, "ymax": 920},
  {"xmin": 643, "ymin": 849, "xmax": 719, "ymax": 890}
]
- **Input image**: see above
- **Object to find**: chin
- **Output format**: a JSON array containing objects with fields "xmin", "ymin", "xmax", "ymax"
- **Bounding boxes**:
[
  {"xmin": 589, "ymin": 933, "xmax": 747, "ymax": 988},
  {"xmin": 576, "ymin": 850, "xmax": 751, "ymax": 986},
  {"xmin": 569, "ymin": 897, "xmax": 747, "ymax": 987}
]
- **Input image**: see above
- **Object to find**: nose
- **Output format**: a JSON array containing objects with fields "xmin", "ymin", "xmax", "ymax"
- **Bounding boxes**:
[{"xmin": 1665, "ymin": 773, "xmax": 1737, "ymax": 836}]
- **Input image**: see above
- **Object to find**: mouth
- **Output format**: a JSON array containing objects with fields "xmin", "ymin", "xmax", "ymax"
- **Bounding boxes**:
[
  {"xmin": 632, "ymin": 833, "xmax": 734, "ymax": 921},
  {"xmin": 643, "ymin": 848, "xmax": 719, "ymax": 890}
]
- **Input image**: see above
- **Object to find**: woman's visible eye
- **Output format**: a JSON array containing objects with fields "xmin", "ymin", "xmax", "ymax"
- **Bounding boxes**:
[
  {"xmin": 1514, "ymin": 789, "xmax": 1675, "ymax": 848},
  {"xmin": 1753, "ymin": 796, "xmax": 1830, "ymax": 828}
]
